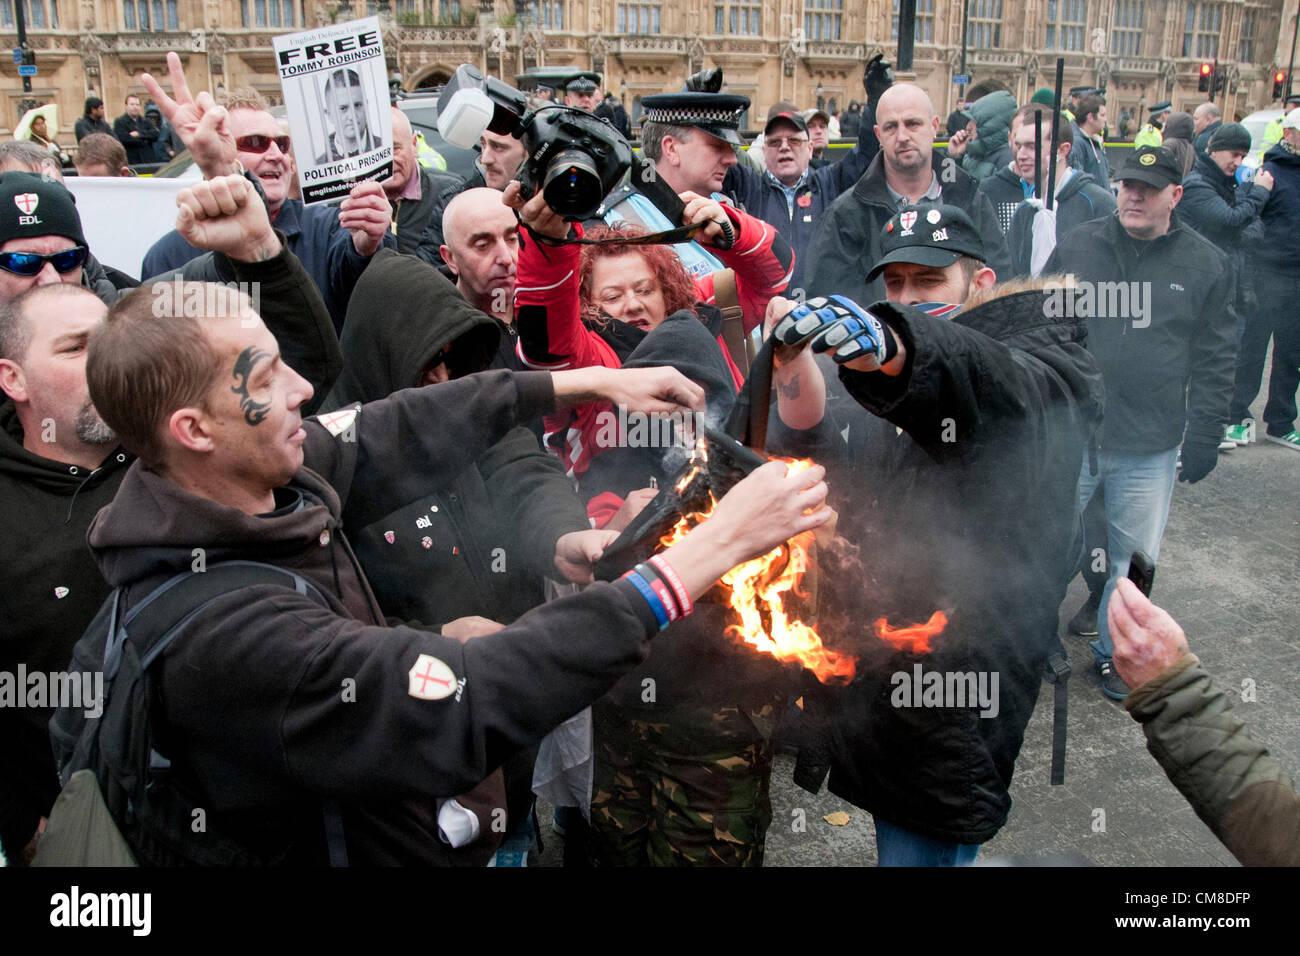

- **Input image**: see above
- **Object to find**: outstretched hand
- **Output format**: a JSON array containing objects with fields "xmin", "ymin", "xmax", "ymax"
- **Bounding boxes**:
[{"xmin": 1109, "ymin": 577, "xmax": 1191, "ymax": 690}]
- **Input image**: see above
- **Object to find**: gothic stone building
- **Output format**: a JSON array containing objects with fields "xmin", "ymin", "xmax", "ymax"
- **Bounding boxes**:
[{"xmin": 2, "ymin": 0, "xmax": 1294, "ymax": 142}]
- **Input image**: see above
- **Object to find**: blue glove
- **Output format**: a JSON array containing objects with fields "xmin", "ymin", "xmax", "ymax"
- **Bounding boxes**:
[{"xmin": 773, "ymin": 295, "xmax": 897, "ymax": 368}]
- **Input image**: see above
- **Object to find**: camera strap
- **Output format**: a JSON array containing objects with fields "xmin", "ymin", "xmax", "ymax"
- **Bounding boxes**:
[{"xmin": 517, "ymin": 215, "xmax": 731, "ymax": 250}]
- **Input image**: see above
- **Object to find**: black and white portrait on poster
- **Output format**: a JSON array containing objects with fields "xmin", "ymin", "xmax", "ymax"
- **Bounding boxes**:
[{"xmin": 273, "ymin": 16, "xmax": 393, "ymax": 203}]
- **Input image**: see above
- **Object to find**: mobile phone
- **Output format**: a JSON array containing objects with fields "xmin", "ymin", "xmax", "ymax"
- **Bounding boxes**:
[{"xmin": 1127, "ymin": 551, "xmax": 1155, "ymax": 597}]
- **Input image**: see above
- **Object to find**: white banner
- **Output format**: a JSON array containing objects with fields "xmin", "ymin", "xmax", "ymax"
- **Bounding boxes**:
[
  {"xmin": 273, "ymin": 16, "xmax": 393, "ymax": 204},
  {"xmin": 64, "ymin": 176, "xmax": 190, "ymax": 280}
]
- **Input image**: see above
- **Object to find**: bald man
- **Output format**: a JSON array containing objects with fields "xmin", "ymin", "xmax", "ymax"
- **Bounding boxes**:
[
  {"xmin": 1193, "ymin": 102, "xmax": 1223, "ymax": 156},
  {"xmin": 384, "ymin": 106, "xmax": 462, "ymax": 263},
  {"xmin": 439, "ymin": 187, "xmax": 523, "ymax": 370},
  {"xmin": 805, "ymin": 83, "xmax": 1010, "ymax": 305}
]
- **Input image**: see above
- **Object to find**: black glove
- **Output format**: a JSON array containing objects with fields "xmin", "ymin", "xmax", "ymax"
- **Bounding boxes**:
[
  {"xmin": 684, "ymin": 68, "xmax": 723, "ymax": 93},
  {"xmin": 1178, "ymin": 439, "xmax": 1219, "ymax": 484},
  {"xmin": 863, "ymin": 53, "xmax": 894, "ymax": 109}
]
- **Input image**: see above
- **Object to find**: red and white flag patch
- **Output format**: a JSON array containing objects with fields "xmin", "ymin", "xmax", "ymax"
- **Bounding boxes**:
[
  {"xmin": 316, "ymin": 407, "xmax": 358, "ymax": 438},
  {"xmin": 408, "ymin": 654, "xmax": 457, "ymax": 701}
]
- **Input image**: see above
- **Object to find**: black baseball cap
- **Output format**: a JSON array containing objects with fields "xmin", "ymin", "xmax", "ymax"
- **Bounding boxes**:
[
  {"xmin": 868, "ymin": 204, "xmax": 987, "ymax": 281},
  {"xmin": 764, "ymin": 109, "xmax": 808, "ymax": 136},
  {"xmin": 1113, "ymin": 145, "xmax": 1183, "ymax": 188}
]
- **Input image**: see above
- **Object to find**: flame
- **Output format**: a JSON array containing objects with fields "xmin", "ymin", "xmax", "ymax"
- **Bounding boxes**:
[
  {"xmin": 658, "ymin": 454, "xmax": 856, "ymax": 684},
  {"xmin": 872, "ymin": 611, "xmax": 949, "ymax": 654},
  {"xmin": 656, "ymin": 449, "xmax": 949, "ymax": 683}
]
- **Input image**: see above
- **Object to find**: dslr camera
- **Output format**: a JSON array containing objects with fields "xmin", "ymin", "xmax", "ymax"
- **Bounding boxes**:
[{"xmin": 437, "ymin": 64, "xmax": 632, "ymax": 221}]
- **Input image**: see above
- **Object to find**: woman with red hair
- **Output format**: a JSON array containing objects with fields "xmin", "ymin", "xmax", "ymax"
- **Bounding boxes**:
[{"xmin": 508, "ymin": 183, "xmax": 793, "ymax": 491}]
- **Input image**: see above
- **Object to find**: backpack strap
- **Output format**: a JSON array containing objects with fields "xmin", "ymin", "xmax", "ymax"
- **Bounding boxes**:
[
  {"xmin": 713, "ymin": 267, "xmax": 751, "ymax": 377},
  {"xmin": 114, "ymin": 561, "xmax": 347, "ymax": 866}
]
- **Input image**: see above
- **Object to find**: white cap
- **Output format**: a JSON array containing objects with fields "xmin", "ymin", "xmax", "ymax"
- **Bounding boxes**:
[{"xmin": 1281, "ymin": 110, "xmax": 1300, "ymax": 131}]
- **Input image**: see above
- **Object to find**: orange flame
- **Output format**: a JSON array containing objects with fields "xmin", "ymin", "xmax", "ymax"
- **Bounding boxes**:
[
  {"xmin": 658, "ymin": 455, "xmax": 856, "ymax": 684},
  {"xmin": 872, "ymin": 611, "xmax": 949, "ymax": 654}
]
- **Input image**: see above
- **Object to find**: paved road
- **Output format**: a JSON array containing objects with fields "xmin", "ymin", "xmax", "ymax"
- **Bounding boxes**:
[{"xmin": 534, "ymin": 356, "xmax": 1300, "ymax": 866}]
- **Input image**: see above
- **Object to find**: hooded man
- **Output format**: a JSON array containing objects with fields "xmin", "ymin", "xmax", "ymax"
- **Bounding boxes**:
[
  {"xmin": 762, "ymin": 203, "xmax": 1103, "ymax": 864},
  {"xmin": 323, "ymin": 249, "xmax": 602, "ymax": 864},
  {"xmin": 950, "ymin": 90, "xmax": 1017, "ymax": 182}
]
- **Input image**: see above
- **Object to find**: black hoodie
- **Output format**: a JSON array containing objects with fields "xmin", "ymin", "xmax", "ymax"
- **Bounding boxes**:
[
  {"xmin": 326, "ymin": 248, "xmax": 589, "ymax": 629},
  {"xmin": 82, "ymin": 370, "xmax": 662, "ymax": 864},
  {"xmin": 0, "ymin": 241, "xmax": 339, "ymax": 861}
]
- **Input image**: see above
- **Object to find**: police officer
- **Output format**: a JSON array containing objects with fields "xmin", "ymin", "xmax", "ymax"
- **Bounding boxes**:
[
  {"xmin": 561, "ymin": 72, "xmax": 602, "ymax": 113},
  {"xmin": 595, "ymin": 72, "xmax": 766, "ymax": 280},
  {"xmin": 1260, "ymin": 94, "xmax": 1300, "ymax": 153},
  {"xmin": 1134, "ymin": 100, "xmax": 1171, "ymax": 148}
]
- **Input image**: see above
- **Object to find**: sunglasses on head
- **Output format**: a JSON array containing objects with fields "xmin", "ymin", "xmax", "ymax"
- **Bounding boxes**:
[
  {"xmin": 0, "ymin": 245, "xmax": 88, "ymax": 277},
  {"xmin": 235, "ymin": 134, "xmax": 291, "ymax": 154}
]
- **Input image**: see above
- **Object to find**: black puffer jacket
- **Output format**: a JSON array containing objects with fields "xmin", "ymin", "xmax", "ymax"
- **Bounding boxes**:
[
  {"xmin": 1179, "ymin": 150, "xmax": 1267, "ymax": 307},
  {"xmin": 810, "ymin": 286, "xmax": 1103, "ymax": 844},
  {"xmin": 805, "ymin": 150, "xmax": 1012, "ymax": 303},
  {"xmin": 325, "ymin": 248, "xmax": 589, "ymax": 629}
]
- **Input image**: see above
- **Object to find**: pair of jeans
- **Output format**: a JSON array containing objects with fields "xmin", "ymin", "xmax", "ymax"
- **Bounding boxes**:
[
  {"xmin": 1230, "ymin": 267, "xmax": 1300, "ymax": 435},
  {"xmin": 874, "ymin": 817, "xmax": 980, "ymax": 866},
  {"xmin": 1075, "ymin": 446, "xmax": 1180, "ymax": 661}
]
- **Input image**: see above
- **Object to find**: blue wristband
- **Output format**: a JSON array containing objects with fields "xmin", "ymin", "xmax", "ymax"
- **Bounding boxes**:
[{"xmin": 623, "ymin": 569, "xmax": 670, "ymax": 630}]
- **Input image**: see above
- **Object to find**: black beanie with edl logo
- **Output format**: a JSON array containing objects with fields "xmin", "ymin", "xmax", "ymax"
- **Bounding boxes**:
[{"xmin": 0, "ymin": 171, "xmax": 87, "ymax": 248}]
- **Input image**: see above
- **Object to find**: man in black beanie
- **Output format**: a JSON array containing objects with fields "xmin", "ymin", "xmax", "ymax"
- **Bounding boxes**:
[
  {"xmin": 74, "ymin": 97, "xmax": 112, "ymax": 143},
  {"xmin": 0, "ymin": 172, "xmax": 92, "ymax": 307}
]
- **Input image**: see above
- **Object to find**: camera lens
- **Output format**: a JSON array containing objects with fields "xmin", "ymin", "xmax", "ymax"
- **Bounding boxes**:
[{"xmin": 542, "ymin": 148, "xmax": 602, "ymax": 220}]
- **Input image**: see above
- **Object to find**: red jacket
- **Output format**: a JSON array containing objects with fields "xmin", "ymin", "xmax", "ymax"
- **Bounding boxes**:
[{"xmin": 514, "ymin": 202, "xmax": 792, "ymax": 490}]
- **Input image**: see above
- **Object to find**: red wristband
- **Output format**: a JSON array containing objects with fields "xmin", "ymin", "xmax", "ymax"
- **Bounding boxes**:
[{"xmin": 649, "ymin": 554, "xmax": 692, "ymax": 617}]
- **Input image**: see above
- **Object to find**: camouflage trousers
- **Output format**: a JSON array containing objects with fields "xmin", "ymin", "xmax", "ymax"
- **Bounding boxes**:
[{"xmin": 588, "ymin": 697, "xmax": 781, "ymax": 867}]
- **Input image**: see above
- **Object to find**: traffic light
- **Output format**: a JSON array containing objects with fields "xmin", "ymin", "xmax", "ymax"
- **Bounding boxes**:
[
  {"xmin": 1199, "ymin": 63, "xmax": 1213, "ymax": 93},
  {"xmin": 1275, "ymin": 71, "xmax": 1287, "ymax": 100}
]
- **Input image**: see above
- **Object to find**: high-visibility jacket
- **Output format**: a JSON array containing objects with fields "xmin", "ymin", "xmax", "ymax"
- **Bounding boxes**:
[
  {"xmin": 1134, "ymin": 123, "xmax": 1163, "ymax": 148},
  {"xmin": 415, "ymin": 132, "xmax": 447, "ymax": 170},
  {"xmin": 1261, "ymin": 117, "xmax": 1283, "ymax": 152}
]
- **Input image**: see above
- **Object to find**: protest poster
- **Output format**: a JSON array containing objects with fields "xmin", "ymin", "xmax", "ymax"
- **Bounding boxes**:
[{"xmin": 273, "ymin": 16, "xmax": 393, "ymax": 203}]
